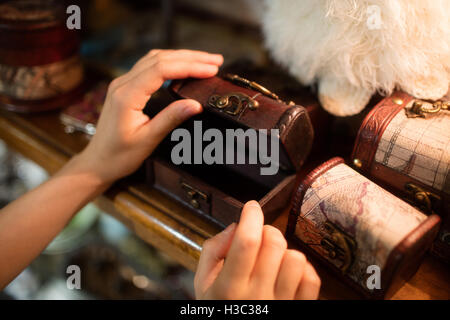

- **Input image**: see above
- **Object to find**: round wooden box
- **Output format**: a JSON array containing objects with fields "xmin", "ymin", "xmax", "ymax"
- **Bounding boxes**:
[{"xmin": 0, "ymin": 0, "xmax": 85, "ymax": 113}]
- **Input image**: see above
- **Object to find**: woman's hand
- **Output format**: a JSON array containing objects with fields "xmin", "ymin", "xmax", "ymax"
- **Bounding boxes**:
[
  {"xmin": 0, "ymin": 49, "xmax": 224, "ymax": 289},
  {"xmin": 76, "ymin": 49, "xmax": 223, "ymax": 186},
  {"xmin": 195, "ymin": 201, "xmax": 321, "ymax": 300}
]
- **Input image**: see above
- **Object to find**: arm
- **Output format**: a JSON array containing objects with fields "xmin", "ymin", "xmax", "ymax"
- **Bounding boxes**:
[
  {"xmin": 0, "ymin": 156, "xmax": 107, "ymax": 289},
  {"xmin": 0, "ymin": 49, "xmax": 224, "ymax": 289}
]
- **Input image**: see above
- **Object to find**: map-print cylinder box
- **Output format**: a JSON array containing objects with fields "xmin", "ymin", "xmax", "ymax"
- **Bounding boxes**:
[
  {"xmin": 351, "ymin": 91, "xmax": 450, "ymax": 264},
  {"xmin": 286, "ymin": 157, "xmax": 441, "ymax": 299}
]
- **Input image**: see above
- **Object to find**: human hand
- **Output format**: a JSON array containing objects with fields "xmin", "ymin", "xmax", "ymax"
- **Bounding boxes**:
[
  {"xmin": 76, "ymin": 49, "xmax": 223, "ymax": 186},
  {"xmin": 194, "ymin": 201, "xmax": 321, "ymax": 300}
]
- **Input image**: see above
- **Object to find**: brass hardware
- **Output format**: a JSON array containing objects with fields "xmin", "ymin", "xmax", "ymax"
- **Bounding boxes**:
[
  {"xmin": 320, "ymin": 221, "xmax": 356, "ymax": 274},
  {"xmin": 353, "ymin": 158, "xmax": 363, "ymax": 169},
  {"xmin": 392, "ymin": 98, "xmax": 404, "ymax": 105},
  {"xmin": 208, "ymin": 92, "xmax": 259, "ymax": 116},
  {"xmin": 405, "ymin": 99, "xmax": 450, "ymax": 118},
  {"xmin": 404, "ymin": 183, "xmax": 441, "ymax": 215},
  {"xmin": 181, "ymin": 182, "xmax": 209, "ymax": 209},
  {"xmin": 224, "ymin": 74, "xmax": 295, "ymax": 106}
]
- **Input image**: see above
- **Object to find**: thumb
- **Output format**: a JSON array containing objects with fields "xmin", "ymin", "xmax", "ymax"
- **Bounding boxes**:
[
  {"xmin": 144, "ymin": 98, "xmax": 202, "ymax": 149},
  {"xmin": 194, "ymin": 223, "xmax": 237, "ymax": 298}
]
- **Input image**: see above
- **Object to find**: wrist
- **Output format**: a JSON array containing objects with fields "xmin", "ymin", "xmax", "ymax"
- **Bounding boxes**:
[{"xmin": 59, "ymin": 151, "xmax": 113, "ymax": 195}]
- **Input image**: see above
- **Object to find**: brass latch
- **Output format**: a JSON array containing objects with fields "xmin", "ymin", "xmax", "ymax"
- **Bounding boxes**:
[
  {"xmin": 404, "ymin": 183, "xmax": 441, "ymax": 215},
  {"xmin": 208, "ymin": 74, "xmax": 296, "ymax": 116},
  {"xmin": 405, "ymin": 99, "xmax": 449, "ymax": 118},
  {"xmin": 320, "ymin": 221, "xmax": 356, "ymax": 274},
  {"xmin": 181, "ymin": 182, "xmax": 209, "ymax": 209},
  {"xmin": 208, "ymin": 92, "xmax": 259, "ymax": 116}
]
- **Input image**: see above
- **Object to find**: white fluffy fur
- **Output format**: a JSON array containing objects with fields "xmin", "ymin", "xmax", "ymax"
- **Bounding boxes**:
[{"xmin": 262, "ymin": 0, "xmax": 450, "ymax": 116}]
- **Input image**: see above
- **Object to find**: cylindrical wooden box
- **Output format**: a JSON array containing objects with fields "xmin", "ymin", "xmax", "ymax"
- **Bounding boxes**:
[
  {"xmin": 0, "ymin": 0, "xmax": 84, "ymax": 112},
  {"xmin": 287, "ymin": 157, "xmax": 441, "ymax": 299},
  {"xmin": 351, "ymin": 91, "xmax": 450, "ymax": 264}
]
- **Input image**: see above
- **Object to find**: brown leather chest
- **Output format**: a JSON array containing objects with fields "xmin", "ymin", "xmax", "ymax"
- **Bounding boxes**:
[{"xmin": 145, "ymin": 75, "xmax": 315, "ymax": 227}]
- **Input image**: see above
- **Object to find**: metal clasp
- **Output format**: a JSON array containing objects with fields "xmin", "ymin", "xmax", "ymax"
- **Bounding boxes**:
[
  {"xmin": 404, "ymin": 183, "xmax": 441, "ymax": 215},
  {"xmin": 181, "ymin": 182, "xmax": 209, "ymax": 209},
  {"xmin": 321, "ymin": 221, "xmax": 356, "ymax": 274},
  {"xmin": 405, "ymin": 99, "xmax": 449, "ymax": 118},
  {"xmin": 208, "ymin": 92, "xmax": 259, "ymax": 116}
]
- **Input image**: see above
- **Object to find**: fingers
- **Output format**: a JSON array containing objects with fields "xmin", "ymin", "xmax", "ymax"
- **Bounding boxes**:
[
  {"xmin": 219, "ymin": 201, "xmax": 264, "ymax": 284},
  {"xmin": 250, "ymin": 225, "xmax": 287, "ymax": 291},
  {"xmin": 193, "ymin": 199, "xmax": 321, "ymax": 300},
  {"xmin": 110, "ymin": 60, "xmax": 219, "ymax": 113},
  {"xmin": 128, "ymin": 61, "xmax": 220, "ymax": 97},
  {"xmin": 295, "ymin": 262, "xmax": 321, "ymax": 300},
  {"xmin": 195, "ymin": 223, "xmax": 237, "ymax": 298},
  {"xmin": 132, "ymin": 49, "xmax": 223, "ymax": 74},
  {"xmin": 142, "ymin": 99, "xmax": 203, "ymax": 150},
  {"xmin": 164, "ymin": 49, "xmax": 223, "ymax": 65},
  {"xmin": 111, "ymin": 49, "xmax": 223, "ymax": 91},
  {"xmin": 274, "ymin": 250, "xmax": 307, "ymax": 299}
]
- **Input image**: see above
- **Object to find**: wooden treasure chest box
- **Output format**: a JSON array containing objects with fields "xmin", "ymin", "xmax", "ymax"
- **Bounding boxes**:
[
  {"xmin": 145, "ymin": 74, "xmax": 315, "ymax": 227},
  {"xmin": 351, "ymin": 91, "xmax": 450, "ymax": 264},
  {"xmin": 287, "ymin": 157, "xmax": 441, "ymax": 299}
]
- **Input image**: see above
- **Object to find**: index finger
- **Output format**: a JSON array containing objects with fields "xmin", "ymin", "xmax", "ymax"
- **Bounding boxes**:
[
  {"xmin": 122, "ymin": 60, "xmax": 220, "ymax": 101},
  {"xmin": 132, "ymin": 49, "xmax": 223, "ymax": 74},
  {"xmin": 115, "ymin": 50, "xmax": 223, "ymax": 89},
  {"xmin": 217, "ymin": 201, "xmax": 264, "ymax": 284}
]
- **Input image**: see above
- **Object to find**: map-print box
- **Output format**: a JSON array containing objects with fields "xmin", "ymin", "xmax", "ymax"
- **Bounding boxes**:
[
  {"xmin": 286, "ymin": 157, "xmax": 440, "ymax": 299},
  {"xmin": 351, "ymin": 91, "xmax": 450, "ymax": 264}
]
